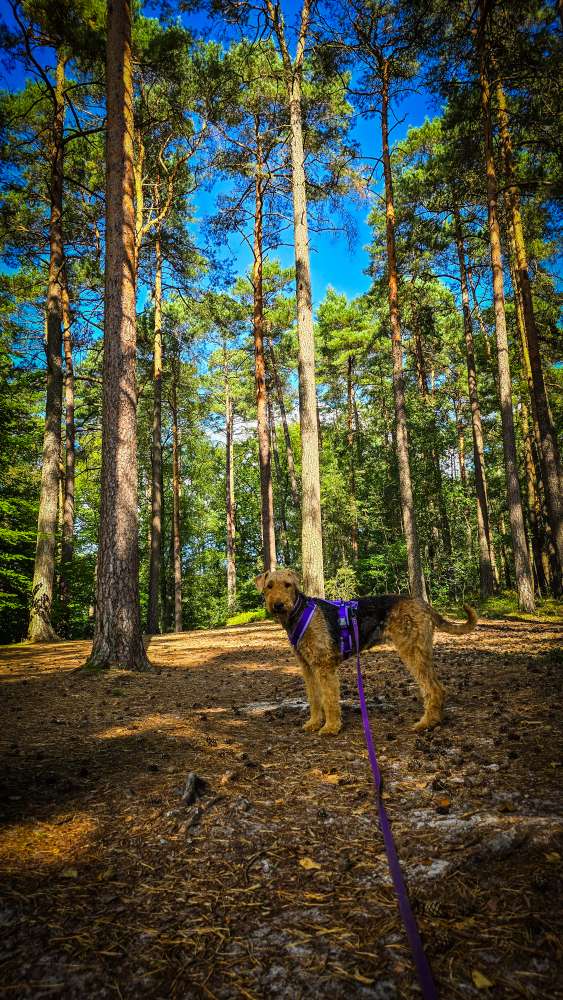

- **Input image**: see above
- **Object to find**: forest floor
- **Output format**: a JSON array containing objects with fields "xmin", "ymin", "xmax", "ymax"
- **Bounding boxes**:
[{"xmin": 0, "ymin": 614, "xmax": 562, "ymax": 1000}]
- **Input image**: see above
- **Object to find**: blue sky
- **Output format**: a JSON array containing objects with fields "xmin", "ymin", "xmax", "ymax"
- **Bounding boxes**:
[
  {"xmin": 0, "ymin": 0, "xmax": 440, "ymax": 312},
  {"xmin": 171, "ymin": 2, "xmax": 441, "ymax": 304},
  {"xmin": 183, "ymin": 7, "xmax": 439, "ymax": 304},
  {"xmin": 194, "ymin": 88, "xmax": 438, "ymax": 304}
]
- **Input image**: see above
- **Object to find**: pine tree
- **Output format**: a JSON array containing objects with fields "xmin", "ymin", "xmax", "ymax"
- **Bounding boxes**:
[
  {"xmin": 345, "ymin": 1, "xmax": 428, "ymax": 599},
  {"xmin": 27, "ymin": 49, "xmax": 66, "ymax": 641},
  {"xmin": 85, "ymin": 0, "xmax": 150, "ymax": 670},
  {"xmin": 476, "ymin": 0, "xmax": 535, "ymax": 611}
]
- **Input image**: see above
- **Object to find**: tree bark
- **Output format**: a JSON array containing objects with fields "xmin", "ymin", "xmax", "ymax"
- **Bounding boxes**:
[
  {"xmin": 253, "ymin": 141, "xmax": 276, "ymax": 572},
  {"xmin": 412, "ymin": 314, "xmax": 452, "ymax": 558},
  {"xmin": 454, "ymin": 206, "xmax": 496, "ymax": 596},
  {"xmin": 288, "ymin": 78, "xmax": 324, "ymax": 595},
  {"xmin": 28, "ymin": 51, "xmax": 66, "ymax": 642},
  {"xmin": 133, "ymin": 127, "xmax": 145, "ymax": 278},
  {"xmin": 511, "ymin": 260, "xmax": 560, "ymax": 587},
  {"xmin": 478, "ymin": 17, "xmax": 535, "ymax": 611},
  {"xmin": 266, "ymin": 0, "xmax": 324, "ymax": 594},
  {"xmin": 224, "ymin": 360, "xmax": 236, "ymax": 614},
  {"xmin": 171, "ymin": 368, "xmax": 183, "ymax": 632},
  {"xmin": 455, "ymin": 406, "xmax": 467, "ymax": 488},
  {"xmin": 269, "ymin": 399, "xmax": 291, "ymax": 565},
  {"xmin": 495, "ymin": 77, "xmax": 563, "ymax": 574},
  {"xmin": 521, "ymin": 393, "xmax": 549, "ymax": 593},
  {"xmin": 511, "ymin": 256, "xmax": 555, "ymax": 593},
  {"xmin": 268, "ymin": 341, "xmax": 300, "ymax": 509},
  {"xmin": 59, "ymin": 262, "xmax": 75, "ymax": 619},
  {"xmin": 147, "ymin": 225, "xmax": 163, "ymax": 633},
  {"xmin": 381, "ymin": 59, "xmax": 426, "ymax": 600},
  {"xmin": 85, "ymin": 0, "xmax": 150, "ymax": 669},
  {"xmin": 347, "ymin": 354, "xmax": 359, "ymax": 561},
  {"xmin": 498, "ymin": 511, "xmax": 512, "ymax": 589}
]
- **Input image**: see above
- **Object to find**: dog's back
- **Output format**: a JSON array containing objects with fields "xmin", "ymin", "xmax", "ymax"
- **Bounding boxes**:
[{"xmin": 315, "ymin": 595, "xmax": 403, "ymax": 651}]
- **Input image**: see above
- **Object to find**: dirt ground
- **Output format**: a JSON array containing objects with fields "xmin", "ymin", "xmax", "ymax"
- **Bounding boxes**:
[{"xmin": 0, "ymin": 616, "xmax": 562, "ymax": 1000}]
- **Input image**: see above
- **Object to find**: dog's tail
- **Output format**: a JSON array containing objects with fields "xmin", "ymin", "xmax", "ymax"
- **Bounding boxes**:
[{"xmin": 428, "ymin": 604, "xmax": 478, "ymax": 635}]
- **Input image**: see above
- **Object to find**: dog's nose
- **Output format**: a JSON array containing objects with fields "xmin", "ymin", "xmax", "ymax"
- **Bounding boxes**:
[{"xmin": 273, "ymin": 601, "xmax": 285, "ymax": 613}]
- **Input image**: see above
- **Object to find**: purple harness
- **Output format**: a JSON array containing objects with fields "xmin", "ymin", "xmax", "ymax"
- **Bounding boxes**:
[
  {"xmin": 288, "ymin": 598, "xmax": 358, "ymax": 656},
  {"xmin": 287, "ymin": 597, "xmax": 437, "ymax": 1000}
]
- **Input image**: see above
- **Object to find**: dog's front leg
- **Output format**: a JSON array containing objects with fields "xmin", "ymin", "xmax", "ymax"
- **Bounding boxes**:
[
  {"xmin": 317, "ymin": 661, "xmax": 342, "ymax": 736},
  {"xmin": 299, "ymin": 658, "xmax": 324, "ymax": 732}
]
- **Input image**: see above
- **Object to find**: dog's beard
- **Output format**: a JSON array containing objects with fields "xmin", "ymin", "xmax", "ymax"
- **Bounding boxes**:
[{"xmin": 268, "ymin": 603, "xmax": 292, "ymax": 624}]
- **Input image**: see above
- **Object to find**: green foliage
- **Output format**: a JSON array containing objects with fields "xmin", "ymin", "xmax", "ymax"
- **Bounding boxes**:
[
  {"xmin": 226, "ymin": 608, "xmax": 266, "ymax": 626},
  {"xmin": 476, "ymin": 593, "xmax": 563, "ymax": 623},
  {"xmin": 0, "ymin": 343, "xmax": 42, "ymax": 642},
  {"xmin": 325, "ymin": 565, "xmax": 358, "ymax": 601}
]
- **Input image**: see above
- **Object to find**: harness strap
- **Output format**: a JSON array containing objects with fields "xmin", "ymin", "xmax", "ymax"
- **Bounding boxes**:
[
  {"xmin": 326, "ymin": 599, "xmax": 357, "ymax": 658},
  {"xmin": 351, "ymin": 610, "xmax": 438, "ymax": 1000},
  {"xmin": 287, "ymin": 599, "xmax": 317, "ymax": 648}
]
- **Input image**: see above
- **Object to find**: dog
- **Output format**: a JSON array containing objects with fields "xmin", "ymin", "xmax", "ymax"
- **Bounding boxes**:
[{"xmin": 255, "ymin": 569, "xmax": 477, "ymax": 735}]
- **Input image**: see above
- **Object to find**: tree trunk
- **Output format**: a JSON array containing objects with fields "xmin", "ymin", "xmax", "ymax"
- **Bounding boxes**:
[
  {"xmin": 171, "ymin": 369, "xmax": 183, "ymax": 632},
  {"xmin": 269, "ymin": 399, "xmax": 291, "ymax": 565},
  {"xmin": 381, "ymin": 59, "xmax": 426, "ymax": 600},
  {"xmin": 267, "ymin": 0, "xmax": 323, "ymax": 592},
  {"xmin": 253, "ymin": 144, "xmax": 276, "ymax": 572},
  {"xmin": 88, "ymin": 553, "xmax": 98, "ymax": 625},
  {"xmin": 495, "ymin": 74, "xmax": 563, "ymax": 573},
  {"xmin": 268, "ymin": 341, "xmax": 300, "ymax": 509},
  {"xmin": 347, "ymin": 354, "xmax": 359, "ymax": 560},
  {"xmin": 467, "ymin": 262, "xmax": 495, "ymax": 367},
  {"xmin": 454, "ymin": 206, "xmax": 496, "ymax": 596},
  {"xmin": 455, "ymin": 407, "xmax": 467, "ymax": 488},
  {"xmin": 515, "ymin": 275, "xmax": 546, "ymax": 475},
  {"xmin": 59, "ymin": 262, "xmax": 75, "ymax": 619},
  {"xmin": 147, "ymin": 225, "xmax": 163, "ymax": 633},
  {"xmin": 521, "ymin": 393, "xmax": 549, "ymax": 593},
  {"xmin": 498, "ymin": 511, "xmax": 512, "ymax": 589},
  {"xmin": 511, "ymin": 261, "xmax": 560, "ymax": 590},
  {"xmin": 224, "ymin": 370, "xmax": 236, "ymax": 614},
  {"xmin": 511, "ymin": 257, "xmax": 555, "ymax": 594},
  {"xmin": 478, "ymin": 19, "xmax": 535, "ymax": 611},
  {"xmin": 28, "ymin": 51, "xmax": 66, "ymax": 642},
  {"xmin": 85, "ymin": 0, "xmax": 150, "ymax": 669},
  {"xmin": 412, "ymin": 315, "xmax": 452, "ymax": 558},
  {"xmin": 133, "ymin": 127, "xmax": 145, "ymax": 277},
  {"xmin": 288, "ymin": 75, "xmax": 324, "ymax": 596}
]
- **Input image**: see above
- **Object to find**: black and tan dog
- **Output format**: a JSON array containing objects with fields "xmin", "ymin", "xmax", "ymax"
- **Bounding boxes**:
[{"xmin": 255, "ymin": 569, "xmax": 477, "ymax": 735}]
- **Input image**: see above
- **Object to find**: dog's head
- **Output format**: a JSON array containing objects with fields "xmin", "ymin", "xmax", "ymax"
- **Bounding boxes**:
[{"xmin": 255, "ymin": 569, "xmax": 301, "ymax": 620}]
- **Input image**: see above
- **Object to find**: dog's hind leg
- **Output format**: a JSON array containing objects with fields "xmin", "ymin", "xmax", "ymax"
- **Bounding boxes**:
[
  {"xmin": 387, "ymin": 611, "xmax": 444, "ymax": 731},
  {"xmin": 298, "ymin": 658, "xmax": 324, "ymax": 732},
  {"xmin": 316, "ymin": 660, "xmax": 342, "ymax": 736}
]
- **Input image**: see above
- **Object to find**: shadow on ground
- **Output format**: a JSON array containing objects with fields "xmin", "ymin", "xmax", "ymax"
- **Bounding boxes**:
[{"xmin": 0, "ymin": 618, "xmax": 562, "ymax": 999}]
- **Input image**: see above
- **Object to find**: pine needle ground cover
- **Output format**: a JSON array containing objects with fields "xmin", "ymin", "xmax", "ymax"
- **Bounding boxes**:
[{"xmin": 0, "ymin": 618, "xmax": 561, "ymax": 999}]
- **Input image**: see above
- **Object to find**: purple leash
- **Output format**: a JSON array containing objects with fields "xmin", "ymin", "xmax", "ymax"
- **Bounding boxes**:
[{"xmin": 351, "ymin": 611, "xmax": 438, "ymax": 1000}]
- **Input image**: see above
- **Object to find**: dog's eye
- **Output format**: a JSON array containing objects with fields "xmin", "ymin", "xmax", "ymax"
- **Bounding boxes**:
[
  {"xmin": 267, "ymin": 582, "xmax": 273, "ymax": 589},
  {"xmin": 284, "ymin": 582, "xmax": 291, "ymax": 588}
]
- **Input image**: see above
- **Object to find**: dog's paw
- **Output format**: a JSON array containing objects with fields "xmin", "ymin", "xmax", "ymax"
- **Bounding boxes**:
[
  {"xmin": 303, "ymin": 717, "xmax": 323, "ymax": 732},
  {"xmin": 318, "ymin": 721, "xmax": 342, "ymax": 736},
  {"xmin": 412, "ymin": 715, "xmax": 441, "ymax": 732}
]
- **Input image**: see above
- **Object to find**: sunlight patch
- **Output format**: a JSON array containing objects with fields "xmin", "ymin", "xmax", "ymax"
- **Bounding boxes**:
[
  {"xmin": 0, "ymin": 812, "xmax": 97, "ymax": 872},
  {"xmin": 94, "ymin": 712, "xmax": 208, "ymax": 740}
]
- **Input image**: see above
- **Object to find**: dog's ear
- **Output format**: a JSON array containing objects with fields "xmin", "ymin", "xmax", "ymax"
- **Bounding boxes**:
[
  {"xmin": 255, "ymin": 571, "xmax": 270, "ymax": 593},
  {"xmin": 286, "ymin": 570, "xmax": 301, "ymax": 590}
]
